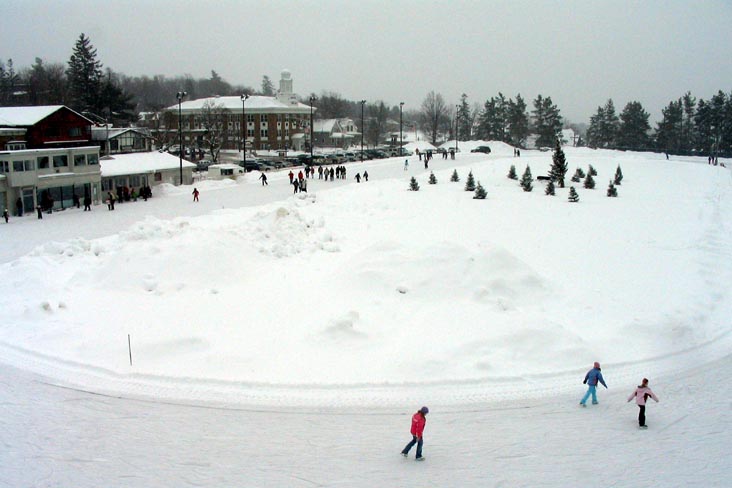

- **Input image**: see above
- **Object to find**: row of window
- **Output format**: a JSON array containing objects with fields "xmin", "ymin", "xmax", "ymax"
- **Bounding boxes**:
[{"xmin": 0, "ymin": 153, "xmax": 99, "ymax": 173}]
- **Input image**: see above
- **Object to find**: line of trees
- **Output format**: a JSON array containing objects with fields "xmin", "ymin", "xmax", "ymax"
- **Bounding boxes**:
[
  {"xmin": 3, "ymin": 33, "xmax": 731, "ymax": 154},
  {"xmin": 586, "ymin": 92, "xmax": 732, "ymax": 155}
]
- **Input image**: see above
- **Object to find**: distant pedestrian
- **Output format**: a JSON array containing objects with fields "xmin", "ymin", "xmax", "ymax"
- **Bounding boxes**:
[
  {"xmin": 15, "ymin": 197, "xmax": 23, "ymax": 217},
  {"xmin": 83, "ymin": 194, "xmax": 92, "ymax": 211},
  {"xmin": 73, "ymin": 193, "xmax": 80, "ymax": 209},
  {"xmin": 329, "ymin": 167, "xmax": 335, "ymax": 181},
  {"xmin": 36, "ymin": 205, "xmax": 43, "ymax": 219},
  {"xmin": 293, "ymin": 178, "xmax": 300, "ymax": 193},
  {"xmin": 416, "ymin": 148, "xmax": 421, "ymax": 161},
  {"xmin": 580, "ymin": 361, "xmax": 608, "ymax": 406},
  {"xmin": 401, "ymin": 406, "xmax": 429, "ymax": 461},
  {"xmin": 300, "ymin": 177, "xmax": 307, "ymax": 193},
  {"xmin": 363, "ymin": 170, "xmax": 369, "ymax": 182},
  {"xmin": 3, "ymin": 208, "xmax": 8, "ymax": 223},
  {"xmin": 107, "ymin": 192, "xmax": 115, "ymax": 211},
  {"xmin": 355, "ymin": 173, "xmax": 361, "ymax": 183},
  {"xmin": 192, "ymin": 187, "xmax": 200, "ymax": 202},
  {"xmin": 288, "ymin": 170, "xmax": 294, "ymax": 183},
  {"xmin": 517, "ymin": 148, "xmax": 520, "ymax": 157},
  {"xmin": 404, "ymin": 159, "xmax": 409, "ymax": 171},
  {"xmin": 424, "ymin": 158, "xmax": 428, "ymax": 169},
  {"xmin": 318, "ymin": 166, "xmax": 324, "ymax": 179},
  {"xmin": 627, "ymin": 378, "xmax": 659, "ymax": 429},
  {"xmin": 259, "ymin": 172, "xmax": 268, "ymax": 185}
]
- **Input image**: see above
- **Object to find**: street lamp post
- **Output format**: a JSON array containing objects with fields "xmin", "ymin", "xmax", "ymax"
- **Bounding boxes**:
[
  {"xmin": 360, "ymin": 100, "xmax": 366, "ymax": 161},
  {"xmin": 241, "ymin": 93, "xmax": 249, "ymax": 166},
  {"xmin": 399, "ymin": 102, "xmax": 404, "ymax": 156},
  {"xmin": 176, "ymin": 91, "xmax": 187, "ymax": 185},
  {"xmin": 455, "ymin": 104, "xmax": 459, "ymax": 155},
  {"xmin": 309, "ymin": 95, "xmax": 317, "ymax": 163}
]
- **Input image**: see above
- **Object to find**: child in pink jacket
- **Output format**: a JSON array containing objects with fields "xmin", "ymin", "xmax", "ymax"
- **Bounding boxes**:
[{"xmin": 627, "ymin": 378, "xmax": 659, "ymax": 429}]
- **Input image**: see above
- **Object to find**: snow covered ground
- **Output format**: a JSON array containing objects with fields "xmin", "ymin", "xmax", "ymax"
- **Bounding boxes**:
[{"xmin": 1, "ymin": 145, "xmax": 730, "ymax": 486}]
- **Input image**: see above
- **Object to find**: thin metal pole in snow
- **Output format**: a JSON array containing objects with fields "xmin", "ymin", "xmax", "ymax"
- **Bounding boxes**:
[{"xmin": 128, "ymin": 334, "xmax": 132, "ymax": 366}]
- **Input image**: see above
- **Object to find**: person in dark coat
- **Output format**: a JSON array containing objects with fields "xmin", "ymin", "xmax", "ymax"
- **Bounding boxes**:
[
  {"xmin": 36, "ymin": 205, "xmax": 43, "ymax": 219},
  {"xmin": 3, "ymin": 208, "xmax": 9, "ymax": 223},
  {"xmin": 73, "ymin": 193, "xmax": 80, "ymax": 209},
  {"xmin": 259, "ymin": 172, "xmax": 268, "ymax": 185},
  {"xmin": 363, "ymin": 170, "xmax": 369, "ymax": 182},
  {"xmin": 83, "ymin": 194, "xmax": 92, "ymax": 211},
  {"xmin": 580, "ymin": 361, "xmax": 608, "ymax": 406},
  {"xmin": 355, "ymin": 173, "xmax": 361, "ymax": 183},
  {"xmin": 15, "ymin": 197, "xmax": 23, "ymax": 217}
]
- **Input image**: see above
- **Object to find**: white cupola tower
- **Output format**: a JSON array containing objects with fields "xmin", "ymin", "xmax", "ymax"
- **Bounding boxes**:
[{"xmin": 277, "ymin": 69, "xmax": 296, "ymax": 104}]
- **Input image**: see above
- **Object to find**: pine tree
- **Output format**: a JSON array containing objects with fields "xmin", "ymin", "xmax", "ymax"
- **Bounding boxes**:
[
  {"xmin": 583, "ymin": 173, "xmax": 596, "ymax": 189},
  {"xmin": 607, "ymin": 181, "xmax": 618, "ymax": 197},
  {"xmin": 617, "ymin": 101, "xmax": 652, "ymax": 150},
  {"xmin": 474, "ymin": 182, "xmax": 487, "ymax": 199},
  {"xmin": 549, "ymin": 142, "xmax": 568, "ymax": 187},
  {"xmin": 428, "ymin": 172, "xmax": 437, "ymax": 184},
  {"xmin": 577, "ymin": 168, "xmax": 585, "ymax": 178},
  {"xmin": 532, "ymin": 94, "xmax": 563, "ymax": 148},
  {"xmin": 507, "ymin": 164, "xmax": 518, "ymax": 180},
  {"xmin": 545, "ymin": 179, "xmax": 556, "ymax": 196},
  {"xmin": 409, "ymin": 177, "xmax": 420, "ymax": 191},
  {"xmin": 614, "ymin": 165, "xmax": 623, "ymax": 185},
  {"xmin": 588, "ymin": 164, "xmax": 598, "ymax": 176},
  {"xmin": 450, "ymin": 169, "xmax": 460, "ymax": 182},
  {"xmin": 568, "ymin": 186, "xmax": 580, "ymax": 202},
  {"xmin": 571, "ymin": 168, "xmax": 582, "ymax": 183},
  {"xmin": 66, "ymin": 33, "xmax": 104, "ymax": 113},
  {"xmin": 465, "ymin": 171, "xmax": 476, "ymax": 191},
  {"xmin": 520, "ymin": 165, "xmax": 533, "ymax": 192}
]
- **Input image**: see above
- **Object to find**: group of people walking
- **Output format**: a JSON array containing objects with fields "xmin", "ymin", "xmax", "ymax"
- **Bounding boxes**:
[{"xmin": 400, "ymin": 363, "xmax": 661, "ymax": 462}]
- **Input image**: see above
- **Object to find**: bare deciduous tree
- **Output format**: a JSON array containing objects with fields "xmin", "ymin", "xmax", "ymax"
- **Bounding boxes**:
[
  {"xmin": 420, "ymin": 91, "xmax": 448, "ymax": 145},
  {"xmin": 199, "ymin": 100, "xmax": 230, "ymax": 162}
]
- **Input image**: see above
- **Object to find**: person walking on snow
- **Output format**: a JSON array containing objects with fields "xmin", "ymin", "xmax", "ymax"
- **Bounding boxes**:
[
  {"xmin": 363, "ymin": 170, "xmax": 369, "ymax": 182},
  {"xmin": 627, "ymin": 378, "xmax": 659, "ymax": 429},
  {"xmin": 259, "ymin": 172, "xmax": 268, "ymax": 185},
  {"xmin": 404, "ymin": 159, "xmax": 409, "ymax": 171},
  {"xmin": 580, "ymin": 361, "xmax": 607, "ymax": 406},
  {"xmin": 288, "ymin": 170, "xmax": 294, "ymax": 184},
  {"xmin": 401, "ymin": 406, "xmax": 429, "ymax": 461},
  {"xmin": 3, "ymin": 208, "xmax": 8, "ymax": 223},
  {"xmin": 192, "ymin": 188, "xmax": 200, "ymax": 202}
]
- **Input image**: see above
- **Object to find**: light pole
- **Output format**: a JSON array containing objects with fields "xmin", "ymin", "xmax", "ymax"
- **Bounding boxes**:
[
  {"xmin": 176, "ymin": 91, "xmax": 187, "ymax": 185},
  {"xmin": 309, "ymin": 95, "xmax": 317, "ymax": 163},
  {"xmin": 360, "ymin": 100, "xmax": 366, "ymax": 161},
  {"xmin": 399, "ymin": 102, "xmax": 404, "ymax": 156},
  {"xmin": 455, "ymin": 104, "xmax": 459, "ymax": 155},
  {"xmin": 241, "ymin": 93, "xmax": 249, "ymax": 166}
]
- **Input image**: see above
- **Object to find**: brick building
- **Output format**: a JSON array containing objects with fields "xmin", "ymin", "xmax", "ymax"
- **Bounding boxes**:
[{"xmin": 165, "ymin": 70, "xmax": 314, "ymax": 153}]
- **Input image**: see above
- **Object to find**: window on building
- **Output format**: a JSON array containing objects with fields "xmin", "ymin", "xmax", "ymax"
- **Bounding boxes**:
[
  {"xmin": 53, "ymin": 155, "xmax": 68, "ymax": 167},
  {"xmin": 37, "ymin": 156, "xmax": 50, "ymax": 169},
  {"xmin": 221, "ymin": 168, "xmax": 234, "ymax": 176},
  {"xmin": 6, "ymin": 141, "xmax": 26, "ymax": 150},
  {"xmin": 0, "ymin": 161, "xmax": 8, "ymax": 173},
  {"xmin": 74, "ymin": 154, "xmax": 86, "ymax": 166},
  {"xmin": 260, "ymin": 129, "xmax": 268, "ymax": 138},
  {"xmin": 87, "ymin": 154, "xmax": 99, "ymax": 165},
  {"xmin": 130, "ymin": 175, "xmax": 141, "ymax": 187},
  {"xmin": 110, "ymin": 140, "xmax": 119, "ymax": 151},
  {"xmin": 247, "ymin": 129, "xmax": 254, "ymax": 137},
  {"xmin": 247, "ymin": 114, "xmax": 254, "ymax": 123},
  {"xmin": 68, "ymin": 127, "xmax": 81, "ymax": 137},
  {"xmin": 154, "ymin": 172, "xmax": 162, "ymax": 182}
]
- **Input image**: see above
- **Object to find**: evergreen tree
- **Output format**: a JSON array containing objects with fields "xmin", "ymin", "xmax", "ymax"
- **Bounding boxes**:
[
  {"xmin": 520, "ymin": 165, "xmax": 533, "ymax": 192},
  {"xmin": 549, "ymin": 142, "xmax": 568, "ymax": 187},
  {"xmin": 655, "ymin": 98, "xmax": 683, "ymax": 152},
  {"xmin": 586, "ymin": 104, "xmax": 605, "ymax": 148},
  {"xmin": 450, "ymin": 169, "xmax": 460, "ymax": 182},
  {"xmin": 507, "ymin": 164, "xmax": 517, "ymax": 180},
  {"xmin": 465, "ymin": 171, "xmax": 476, "ymax": 191},
  {"xmin": 614, "ymin": 165, "xmax": 623, "ymax": 185},
  {"xmin": 474, "ymin": 182, "xmax": 487, "ymax": 199},
  {"xmin": 617, "ymin": 101, "xmax": 652, "ymax": 150},
  {"xmin": 607, "ymin": 181, "xmax": 618, "ymax": 197},
  {"xmin": 0, "ymin": 59, "xmax": 20, "ymax": 105},
  {"xmin": 507, "ymin": 94, "xmax": 530, "ymax": 147},
  {"xmin": 261, "ymin": 75, "xmax": 275, "ymax": 96},
  {"xmin": 601, "ymin": 99, "xmax": 619, "ymax": 148},
  {"xmin": 577, "ymin": 167, "xmax": 585, "ymax": 178},
  {"xmin": 681, "ymin": 91, "xmax": 697, "ymax": 152},
  {"xmin": 588, "ymin": 164, "xmax": 597, "ymax": 176},
  {"xmin": 409, "ymin": 176, "xmax": 420, "ymax": 191},
  {"xmin": 457, "ymin": 93, "xmax": 472, "ymax": 141},
  {"xmin": 571, "ymin": 172, "xmax": 581, "ymax": 183},
  {"xmin": 66, "ymin": 33, "xmax": 104, "ymax": 113},
  {"xmin": 583, "ymin": 173, "xmax": 596, "ymax": 189},
  {"xmin": 532, "ymin": 94, "xmax": 563, "ymax": 148},
  {"xmin": 568, "ymin": 186, "xmax": 580, "ymax": 202},
  {"xmin": 545, "ymin": 179, "xmax": 556, "ymax": 196},
  {"xmin": 428, "ymin": 172, "xmax": 437, "ymax": 184}
]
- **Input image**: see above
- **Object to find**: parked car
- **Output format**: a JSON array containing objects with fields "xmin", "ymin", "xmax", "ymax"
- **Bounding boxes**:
[
  {"xmin": 239, "ymin": 159, "xmax": 268, "ymax": 172},
  {"xmin": 470, "ymin": 145, "xmax": 492, "ymax": 154}
]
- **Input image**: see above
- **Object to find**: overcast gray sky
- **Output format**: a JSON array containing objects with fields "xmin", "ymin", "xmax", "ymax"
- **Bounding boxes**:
[{"xmin": 4, "ymin": 0, "xmax": 731, "ymax": 123}]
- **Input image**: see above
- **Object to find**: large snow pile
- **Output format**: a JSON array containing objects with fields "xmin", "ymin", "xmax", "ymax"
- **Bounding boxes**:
[{"xmin": 0, "ymin": 148, "xmax": 730, "ymax": 407}]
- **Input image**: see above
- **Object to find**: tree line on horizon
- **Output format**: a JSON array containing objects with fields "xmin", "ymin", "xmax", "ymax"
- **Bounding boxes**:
[{"xmin": 1, "ymin": 33, "xmax": 731, "ymax": 155}]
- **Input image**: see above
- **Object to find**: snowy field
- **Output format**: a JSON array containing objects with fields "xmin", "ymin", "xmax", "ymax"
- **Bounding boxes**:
[{"xmin": 1, "ymin": 144, "xmax": 731, "ymax": 486}]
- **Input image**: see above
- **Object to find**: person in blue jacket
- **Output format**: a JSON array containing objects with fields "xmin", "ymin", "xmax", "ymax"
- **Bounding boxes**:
[{"xmin": 580, "ymin": 361, "xmax": 607, "ymax": 406}]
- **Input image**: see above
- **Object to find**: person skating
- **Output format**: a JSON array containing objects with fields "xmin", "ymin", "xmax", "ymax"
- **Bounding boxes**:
[
  {"xmin": 192, "ymin": 187, "xmax": 200, "ymax": 202},
  {"xmin": 401, "ymin": 406, "xmax": 429, "ymax": 461},
  {"xmin": 288, "ymin": 170, "xmax": 294, "ymax": 184},
  {"xmin": 293, "ymin": 178, "xmax": 300, "ymax": 194},
  {"xmin": 300, "ymin": 177, "xmax": 307, "ymax": 193},
  {"xmin": 363, "ymin": 170, "xmax": 369, "ymax": 182},
  {"xmin": 627, "ymin": 378, "xmax": 659, "ymax": 429},
  {"xmin": 259, "ymin": 172, "xmax": 268, "ymax": 185},
  {"xmin": 580, "ymin": 361, "xmax": 608, "ymax": 406},
  {"xmin": 355, "ymin": 173, "xmax": 361, "ymax": 183}
]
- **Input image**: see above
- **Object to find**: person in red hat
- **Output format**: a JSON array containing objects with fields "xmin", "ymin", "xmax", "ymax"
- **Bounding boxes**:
[
  {"xmin": 401, "ymin": 406, "xmax": 429, "ymax": 461},
  {"xmin": 580, "ymin": 361, "xmax": 608, "ymax": 406}
]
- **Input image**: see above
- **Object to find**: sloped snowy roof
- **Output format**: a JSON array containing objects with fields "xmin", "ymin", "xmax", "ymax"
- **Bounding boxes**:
[
  {"xmin": 100, "ymin": 151, "xmax": 195, "ymax": 177},
  {"xmin": 313, "ymin": 119, "xmax": 339, "ymax": 133},
  {"xmin": 0, "ymin": 105, "xmax": 92, "ymax": 126},
  {"xmin": 167, "ymin": 95, "xmax": 313, "ymax": 114},
  {"xmin": 90, "ymin": 127, "xmax": 151, "ymax": 141}
]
